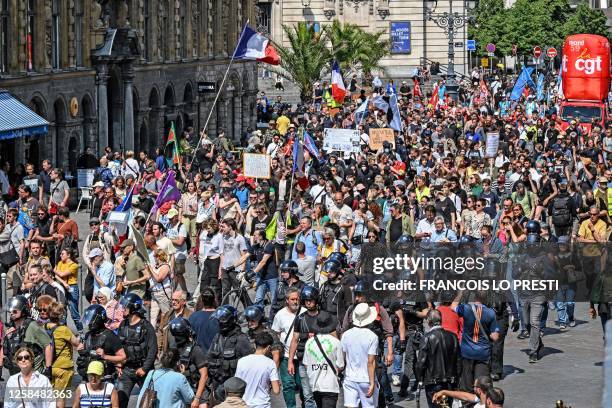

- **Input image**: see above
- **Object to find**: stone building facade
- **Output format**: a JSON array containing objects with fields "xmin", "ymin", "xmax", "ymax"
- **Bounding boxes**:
[
  {"xmin": 256, "ymin": 0, "xmax": 469, "ymax": 79},
  {"xmin": 0, "ymin": 0, "xmax": 258, "ymax": 173}
]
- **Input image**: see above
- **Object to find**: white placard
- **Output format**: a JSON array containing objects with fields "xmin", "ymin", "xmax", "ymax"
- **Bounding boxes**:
[
  {"xmin": 243, "ymin": 153, "xmax": 271, "ymax": 179},
  {"xmin": 77, "ymin": 168, "xmax": 96, "ymax": 188},
  {"xmin": 485, "ymin": 132, "xmax": 500, "ymax": 158},
  {"xmin": 322, "ymin": 128, "xmax": 360, "ymax": 153}
]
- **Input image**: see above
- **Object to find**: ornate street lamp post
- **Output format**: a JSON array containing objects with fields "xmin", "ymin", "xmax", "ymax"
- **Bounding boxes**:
[{"xmin": 425, "ymin": 0, "xmax": 476, "ymax": 101}]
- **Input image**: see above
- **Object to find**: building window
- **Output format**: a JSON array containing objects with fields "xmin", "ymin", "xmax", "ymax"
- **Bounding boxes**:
[
  {"xmin": 143, "ymin": 0, "xmax": 150, "ymax": 60},
  {"xmin": 255, "ymin": 3, "xmax": 271, "ymax": 36},
  {"xmin": 162, "ymin": 4, "xmax": 168, "ymax": 60},
  {"xmin": 180, "ymin": 1, "xmax": 186, "ymax": 59},
  {"xmin": 51, "ymin": 0, "xmax": 60, "ymax": 69},
  {"xmin": 75, "ymin": 0, "xmax": 83, "ymax": 66},
  {"xmin": 0, "ymin": 0, "xmax": 8, "ymax": 72},
  {"xmin": 26, "ymin": 0, "xmax": 35, "ymax": 71}
]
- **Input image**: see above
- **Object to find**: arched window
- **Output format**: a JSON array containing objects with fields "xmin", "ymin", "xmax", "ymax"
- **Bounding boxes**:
[
  {"xmin": 51, "ymin": 0, "xmax": 60, "ymax": 69},
  {"xmin": 0, "ymin": 0, "xmax": 9, "ymax": 72}
]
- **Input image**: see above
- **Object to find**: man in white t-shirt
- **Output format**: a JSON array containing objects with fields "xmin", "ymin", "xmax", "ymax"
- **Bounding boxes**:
[
  {"xmin": 271, "ymin": 287, "xmax": 305, "ymax": 408},
  {"xmin": 328, "ymin": 192, "xmax": 353, "ymax": 240},
  {"xmin": 302, "ymin": 313, "xmax": 344, "ymax": 408},
  {"xmin": 341, "ymin": 303, "xmax": 379, "ymax": 408},
  {"xmin": 235, "ymin": 332, "xmax": 280, "ymax": 408}
]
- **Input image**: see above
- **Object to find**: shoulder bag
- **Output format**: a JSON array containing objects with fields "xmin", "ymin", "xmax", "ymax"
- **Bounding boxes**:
[
  {"xmin": 0, "ymin": 226, "xmax": 20, "ymax": 267},
  {"xmin": 138, "ymin": 369, "xmax": 168, "ymax": 408}
]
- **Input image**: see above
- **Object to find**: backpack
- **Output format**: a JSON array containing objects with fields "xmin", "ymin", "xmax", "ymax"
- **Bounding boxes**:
[{"xmin": 551, "ymin": 196, "xmax": 571, "ymax": 226}]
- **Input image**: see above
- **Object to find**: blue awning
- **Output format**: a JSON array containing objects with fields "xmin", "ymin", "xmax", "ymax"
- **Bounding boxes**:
[{"xmin": 0, "ymin": 91, "xmax": 49, "ymax": 140}]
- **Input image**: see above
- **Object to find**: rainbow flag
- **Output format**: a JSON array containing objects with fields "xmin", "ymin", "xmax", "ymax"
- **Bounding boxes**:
[{"xmin": 166, "ymin": 121, "xmax": 181, "ymax": 166}]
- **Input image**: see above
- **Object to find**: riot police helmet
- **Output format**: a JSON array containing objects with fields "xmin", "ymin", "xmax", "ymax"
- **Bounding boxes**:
[
  {"xmin": 322, "ymin": 259, "xmax": 342, "ymax": 279},
  {"xmin": 169, "ymin": 317, "xmax": 194, "ymax": 339},
  {"xmin": 244, "ymin": 305, "xmax": 265, "ymax": 324},
  {"xmin": 526, "ymin": 220, "xmax": 541, "ymax": 235},
  {"xmin": 119, "ymin": 293, "xmax": 146, "ymax": 316},
  {"xmin": 354, "ymin": 280, "xmax": 368, "ymax": 295},
  {"xmin": 6, "ymin": 295, "xmax": 29, "ymax": 319},
  {"xmin": 526, "ymin": 232, "xmax": 541, "ymax": 245},
  {"xmin": 212, "ymin": 305, "xmax": 238, "ymax": 329},
  {"xmin": 327, "ymin": 252, "xmax": 347, "ymax": 268},
  {"xmin": 300, "ymin": 285, "xmax": 319, "ymax": 304},
  {"xmin": 279, "ymin": 260, "xmax": 300, "ymax": 275},
  {"xmin": 82, "ymin": 304, "xmax": 108, "ymax": 333}
]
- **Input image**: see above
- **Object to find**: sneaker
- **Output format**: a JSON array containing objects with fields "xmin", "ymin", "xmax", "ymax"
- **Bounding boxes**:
[
  {"xmin": 559, "ymin": 325, "xmax": 567, "ymax": 332},
  {"xmin": 529, "ymin": 353, "xmax": 538, "ymax": 363},
  {"xmin": 391, "ymin": 375, "xmax": 400, "ymax": 386},
  {"xmin": 398, "ymin": 389, "xmax": 410, "ymax": 398},
  {"xmin": 517, "ymin": 330, "xmax": 530, "ymax": 339},
  {"xmin": 569, "ymin": 320, "xmax": 577, "ymax": 327}
]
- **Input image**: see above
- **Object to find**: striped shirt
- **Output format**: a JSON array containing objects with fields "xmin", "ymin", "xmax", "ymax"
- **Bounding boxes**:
[{"xmin": 78, "ymin": 383, "xmax": 114, "ymax": 408}]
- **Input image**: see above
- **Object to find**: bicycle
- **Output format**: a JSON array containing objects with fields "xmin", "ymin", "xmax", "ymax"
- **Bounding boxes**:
[{"xmin": 220, "ymin": 268, "xmax": 256, "ymax": 314}]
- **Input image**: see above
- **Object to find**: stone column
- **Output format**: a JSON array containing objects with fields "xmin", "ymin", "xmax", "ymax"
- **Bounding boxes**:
[
  {"xmin": 233, "ymin": 93, "xmax": 241, "ymax": 143},
  {"xmin": 241, "ymin": 91, "xmax": 251, "ymax": 133},
  {"xmin": 95, "ymin": 64, "xmax": 109, "ymax": 155},
  {"xmin": 122, "ymin": 62, "xmax": 135, "ymax": 152}
]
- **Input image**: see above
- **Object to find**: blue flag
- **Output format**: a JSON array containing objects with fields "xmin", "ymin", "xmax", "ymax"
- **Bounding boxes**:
[
  {"xmin": 439, "ymin": 85, "xmax": 446, "ymax": 101},
  {"xmin": 372, "ymin": 95, "xmax": 389, "ymax": 111},
  {"xmin": 116, "ymin": 185, "xmax": 134, "ymax": 212},
  {"xmin": 292, "ymin": 137, "xmax": 304, "ymax": 176},
  {"xmin": 510, "ymin": 67, "xmax": 536, "ymax": 101},
  {"xmin": 389, "ymin": 94, "xmax": 403, "ymax": 132},
  {"xmin": 303, "ymin": 131, "xmax": 321, "ymax": 161},
  {"xmin": 354, "ymin": 98, "xmax": 369, "ymax": 126},
  {"xmin": 536, "ymin": 73, "xmax": 545, "ymax": 101}
]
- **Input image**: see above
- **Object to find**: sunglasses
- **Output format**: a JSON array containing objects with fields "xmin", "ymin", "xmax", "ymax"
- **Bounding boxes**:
[
  {"xmin": 368, "ymin": 235, "xmax": 377, "ymax": 239},
  {"xmin": 17, "ymin": 355, "xmax": 31, "ymax": 361}
]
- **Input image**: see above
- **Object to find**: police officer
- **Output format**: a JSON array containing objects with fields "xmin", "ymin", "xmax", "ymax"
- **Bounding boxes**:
[
  {"xmin": 76, "ymin": 304, "xmax": 126, "ymax": 381},
  {"xmin": 342, "ymin": 281, "xmax": 395, "ymax": 407},
  {"xmin": 318, "ymin": 259, "xmax": 354, "ymax": 320},
  {"xmin": 204, "ymin": 305, "xmax": 253, "ymax": 404},
  {"xmin": 2, "ymin": 295, "xmax": 53, "ymax": 375},
  {"xmin": 271, "ymin": 260, "xmax": 305, "ymax": 317},
  {"xmin": 169, "ymin": 317, "xmax": 207, "ymax": 408},
  {"xmin": 244, "ymin": 305, "xmax": 283, "ymax": 367},
  {"xmin": 116, "ymin": 293, "xmax": 158, "ymax": 408},
  {"xmin": 288, "ymin": 285, "xmax": 336, "ymax": 408}
]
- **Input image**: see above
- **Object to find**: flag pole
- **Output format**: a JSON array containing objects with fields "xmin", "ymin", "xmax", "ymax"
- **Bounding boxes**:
[
  {"xmin": 287, "ymin": 127, "xmax": 301, "ymax": 211},
  {"xmin": 189, "ymin": 20, "xmax": 250, "ymax": 167},
  {"xmin": 144, "ymin": 169, "xmax": 173, "ymax": 225}
]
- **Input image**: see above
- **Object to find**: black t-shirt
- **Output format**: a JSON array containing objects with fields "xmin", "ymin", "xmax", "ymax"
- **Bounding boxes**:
[
  {"xmin": 252, "ymin": 241, "xmax": 277, "ymax": 280},
  {"xmin": 435, "ymin": 197, "xmax": 456, "ymax": 224},
  {"xmin": 190, "ymin": 344, "xmax": 207, "ymax": 369},
  {"xmin": 389, "ymin": 216, "xmax": 404, "ymax": 244},
  {"xmin": 251, "ymin": 215, "xmax": 272, "ymax": 234},
  {"xmin": 139, "ymin": 196, "xmax": 155, "ymax": 214},
  {"xmin": 295, "ymin": 310, "xmax": 337, "ymax": 337}
]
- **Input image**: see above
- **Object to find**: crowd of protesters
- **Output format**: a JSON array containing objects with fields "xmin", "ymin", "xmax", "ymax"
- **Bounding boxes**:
[{"xmin": 0, "ymin": 66, "xmax": 609, "ymax": 408}]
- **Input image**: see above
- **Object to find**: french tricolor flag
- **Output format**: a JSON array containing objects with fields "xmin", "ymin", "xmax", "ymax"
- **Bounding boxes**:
[
  {"xmin": 234, "ymin": 25, "xmax": 280, "ymax": 65},
  {"xmin": 331, "ymin": 61, "xmax": 346, "ymax": 103}
]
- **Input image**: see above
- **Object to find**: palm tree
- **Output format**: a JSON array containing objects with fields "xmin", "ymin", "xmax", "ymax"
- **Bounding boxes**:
[
  {"xmin": 328, "ymin": 19, "xmax": 390, "ymax": 79},
  {"xmin": 270, "ymin": 22, "xmax": 331, "ymax": 102}
]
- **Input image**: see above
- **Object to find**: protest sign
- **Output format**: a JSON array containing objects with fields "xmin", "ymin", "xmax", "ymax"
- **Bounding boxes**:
[
  {"xmin": 369, "ymin": 128, "xmax": 396, "ymax": 151},
  {"xmin": 485, "ymin": 132, "xmax": 500, "ymax": 158},
  {"xmin": 243, "ymin": 153, "xmax": 271, "ymax": 179},
  {"xmin": 323, "ymin": 128, "xmax": 360, "ymax": 153}
]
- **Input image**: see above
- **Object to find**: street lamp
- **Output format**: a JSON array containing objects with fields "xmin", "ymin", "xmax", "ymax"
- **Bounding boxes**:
[{"xmin": 425, "ymin": 0, "xmax": 476, "ymax": 101}]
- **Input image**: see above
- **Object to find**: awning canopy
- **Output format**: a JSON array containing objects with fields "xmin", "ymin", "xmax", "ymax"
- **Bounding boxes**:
[{"xmin": 0, "ymin": 91, "xmax": 49, "ymax": 140}]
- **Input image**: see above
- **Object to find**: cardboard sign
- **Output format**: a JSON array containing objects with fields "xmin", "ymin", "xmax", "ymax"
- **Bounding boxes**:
[
  {"xmin": 368, "ymin": 128, "xmax": 396, "ymax": 151},
  {"xmin": 485, "ymin": 132, "xmax": 500, "ymax": 158},
  {"xmin": 323, "ymin": 128, "xmax": 360, "ymax": 153},
  {"xmin": 243, "ymin": 153, "xmax": 271, "ymax": 179}
]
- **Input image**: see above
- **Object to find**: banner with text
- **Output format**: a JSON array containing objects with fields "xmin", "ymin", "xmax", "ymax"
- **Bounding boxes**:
[
  {"xmin": 243, "ymin": 153, "xmax": 271, "ymax": 179},
  {"xmin": 369, "ymin": 128, "xmax": 396, "ymax": 151},
  {"xmin": 323, "ymin": 128, "xmax": 360, "ymax": 153}
]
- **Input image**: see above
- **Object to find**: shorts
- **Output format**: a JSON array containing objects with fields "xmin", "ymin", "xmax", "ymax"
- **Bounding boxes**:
[
  {"xmin": 52, "ymin": 367, "xmax": 74, "ymax": 391},
  {"xmin": 342, "ymin": 379, "xmax": 379, "ymax": 408},
  {"xmin": 174, "ymin": 259, "xmax": 186, "ymax": 276}
]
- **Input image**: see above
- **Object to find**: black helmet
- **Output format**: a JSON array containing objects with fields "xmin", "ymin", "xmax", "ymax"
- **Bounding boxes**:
[
  {"xmin": 327, "ymin": 252, "xmax": 347, "ymax": 268},
  {"xmin": 279, "ymin": 260, "xmax": 299, "ymax": 275},
  {"xmin": 322, "ymin": 260, "xmax": 342, "ymax": 278},
  {"xmin": 354, "ymin": 280, "xmax": 368, "ymax": 295},
  {"xmin": 82, "ymin": 304, "xmax": 108, "ymax": 332},
  {"xmin": 169, "ymin": 317, "xmax": 194, "ymax": 339},
  {"xmin": 244, "ymin": 305, "xmax": 265, "ymax": 323},
  {"xmin": 6, "ymin": 296, "xmax": 28, "ymax": 318},
  {"xmin": 396, "ymin": 235, "xmax": 415, "ymax": 245},
  {"xmin": 119, "ymin": 293, "xmax": 146, "ymax": 316},
  {"xmin": 526, "ymin": 233, "xmax": 541, "ymax": 245},
  {"xmin": 212, "ymin": 305, "xmax": 238, "ymax": 329},
  {"xmin": 526, "ymin": 220, "xmax": 541, "ymax": 235},
  {"xmin": 300, "ymin": 285, "xmax": 319, "ymax": 304}
]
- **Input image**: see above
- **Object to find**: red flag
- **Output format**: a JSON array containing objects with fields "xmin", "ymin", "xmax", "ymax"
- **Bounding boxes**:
[
  {"xmin": 413, "ymin": 78, "xmax": 422, "ymax": 98},
  {"xmin": 480, "ymin": 79, "xmax": 489, "ymax": 96},
  {"xmin": 429, "ymin": 85, "xmax": 439, "ymax": 108}
]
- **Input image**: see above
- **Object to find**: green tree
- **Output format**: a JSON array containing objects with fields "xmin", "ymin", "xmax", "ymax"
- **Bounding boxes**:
[
  {"xmin": 270, "ymin": 22, "xmax": 331, "ymax": 102},
  {"xmin": 469, "ymin": 0, "xmax": 506, "ymax": 56},
  {"xmin": 327, "ymin": 19, "xmax": 390, "ymax": 78},
  {"xmin": 562, "ymin": 2, "xmax": 611, "ymax": 40}
]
